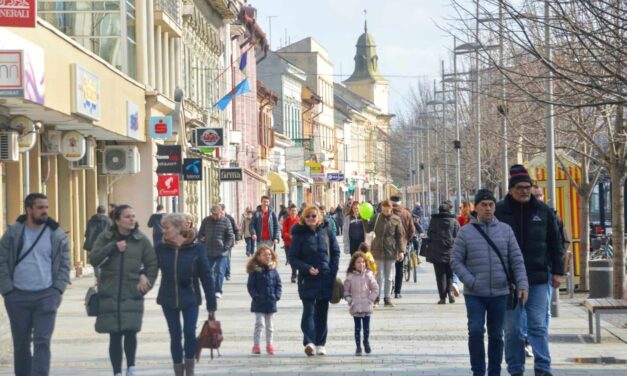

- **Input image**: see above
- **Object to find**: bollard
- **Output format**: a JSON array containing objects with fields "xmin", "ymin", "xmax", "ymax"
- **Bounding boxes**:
[{"xmin": 588, "ymin": 259, "xmax": 613, "ymax": 298}]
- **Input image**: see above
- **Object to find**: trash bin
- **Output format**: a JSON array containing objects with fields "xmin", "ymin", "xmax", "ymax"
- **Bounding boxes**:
[{"xmin": 588, "ymin": 259, "xmax": 613, "ymax": 298}]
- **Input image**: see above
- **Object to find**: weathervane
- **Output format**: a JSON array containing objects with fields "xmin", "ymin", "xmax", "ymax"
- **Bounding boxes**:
[{"xmin": 364, "ymin": 9, "xmax": 368, "ymax": 32}]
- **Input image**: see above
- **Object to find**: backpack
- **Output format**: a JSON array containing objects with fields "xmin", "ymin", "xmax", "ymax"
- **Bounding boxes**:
[{"xmin": 195, "ymin": 316, "xmax": 223, "ymax": 360}]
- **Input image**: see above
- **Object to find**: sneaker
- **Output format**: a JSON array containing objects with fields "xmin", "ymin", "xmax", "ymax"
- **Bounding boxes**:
[
  {"xmin": 452, "ymin": 283, "xmax": 460, "ymax": 297},
  {"xmin": 252, "ymin": 344, "xmax": 261, "ymax": 354},
  {"xmin": 525, "ymin": 343, "xmax": 534, "ymax": 358},
  {"xmin": 304, "ymin": 343, "xmax": 315, "ymax": 356},
  {"xmin": 316, "ymin": 346, "xmax": 326, "ymax": 355},
  {"xmin": 126, "ymin": 366, "xmax": 136, "ymax": 376},
  {"xmin": 355, "ymin": 346, "xmax": 362, "ymax": 356},
  {"xmin": 266, "ymin": 343, "xmax": 275, "ymax": 355},
  {"xmin": 383, "ymin": 298, "xmax": 394, "ymax": 307},
  {"xmin": 363, "ymin": 341, "xmax": 371, "ymax": 354}
]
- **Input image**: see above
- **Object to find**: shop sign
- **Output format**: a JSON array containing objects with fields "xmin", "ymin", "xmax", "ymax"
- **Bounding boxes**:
[
  {"xmin": 219, "ymin": 168, "xmax": 243, "ymax": 181},
  {"xmin": 327, "ymin": 172, "xmax": 345, "ymax": 182},
  {"xmin": 60, "ymin": 131, "xmax": 86, "ymax": 162},
  {"xmin": 127, "ymin": 101, "xmax": 140, "ymax": 139},
  {"xmin": 149, "ymin": 116, "xmax": 172, "ymax": 139},
  {"xmin": 72, "ymin": 64, "xmax": 101, "ymax": 121},
  {"xmin": 157, "ymin": 174, "xmax": 179, "ymax": 197},
  {"xmin": 305, "ymin": 160, "xmax": 323, "ymax": 174},
  {"xmin": 0, "ymin": 31, "xmax": 44, "ymax": 104},
  {"xmin": 0, "ymin": 50, "xmax": 23, "ymax": 97},
  {"xmin": 285, "ymin": 146, "xmax": 304, "ymax": 173},
  {"xmin": 311, "ymin": 173, "xmax": 326, "ymax": 183},
  {"xmin": 0, "ymin": 0, "xmax": 36, "ymax": 28},
  {"xmin": 182, "ymin": 158, "xmax": 202, "ymax": 181},
  {"xmin": 195, "ymin": 128, "xmax": 224, "ymax": 147},
  {"xmin": 156, "ymin": 144, "xmax": 181, "ymax": 174}
]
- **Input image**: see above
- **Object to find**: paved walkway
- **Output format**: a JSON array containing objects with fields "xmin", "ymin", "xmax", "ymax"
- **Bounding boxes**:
[{"xmin": 1, "ymin": 241, "xmax": 625, "ymax": 375}]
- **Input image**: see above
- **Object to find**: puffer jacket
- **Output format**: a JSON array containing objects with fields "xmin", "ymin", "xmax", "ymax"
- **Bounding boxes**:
[
  {"xmin": 363, "ymin": 213, "xmax": 404, "ymax": 260},
  {"xmin": 426, "ymin": 211, "xmax": 460, "ymax": 264},
  {"xmin": 288, "ymin": 222, "xmax": 340, "ymax": 301},
  {"xmin": 156, "ymin": 231, "xmax": 217, "ymax": 312},
  {"xmin": 197, "ymin": 215, "xmax": 234, "ymax": 258},
  {"xmin": 343, "ymin": 269, "xmax": 379, "ymax": 316},
  {"xmin": 247, "ymin": 260, "xmax": 282, "ymax": 313},
  {"xmin": 451, "ymin": 217, "xmax": 529, "ymax": 297},
  {"xmin": 90, "ymin": 226, "xmax": 158, "ymax": 333}
]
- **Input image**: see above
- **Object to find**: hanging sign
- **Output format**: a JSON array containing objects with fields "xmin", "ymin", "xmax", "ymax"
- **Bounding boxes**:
[
  {"xmin": 156, "ymin": 144, "xmax": 181, "ymax": 174},
  {"xmin": 0, "ymin": 0, "xmax": 36, "ymax": 28},
  {"xmin": 182, "ymin": 158, "xmax": 202, "ymax": 181},
  {"xmin": 157, "ymin": 174, "xmax": 179, "ymax": 196},
  {"xmin": 149, "ymin": 116, "xmax": 172, "ymax": 139},
  {"xmin": 195, "ymin": 128, "xmax": 224, "ymax": 147},
  {"xmin": 60, "ymin": 131, "xmax": 86, "ymax": 162},
  {"xmin": 219, "ymin": 168, "xmax": 243, "ymax": 181}
]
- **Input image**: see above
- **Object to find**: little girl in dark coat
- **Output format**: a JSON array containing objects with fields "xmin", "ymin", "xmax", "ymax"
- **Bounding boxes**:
[{"xmin": 247, "ymin": 246, "xmax": 282, "ymax": 355}]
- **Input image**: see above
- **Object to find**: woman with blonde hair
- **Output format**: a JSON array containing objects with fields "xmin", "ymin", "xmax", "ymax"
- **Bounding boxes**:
[
  {"xmin": 458, "ymin": 201, "xmax": 474, "ymax": 227},
  {"xmin": 288, "ymin": 206, "xmax": 340, "ymax": 356}
]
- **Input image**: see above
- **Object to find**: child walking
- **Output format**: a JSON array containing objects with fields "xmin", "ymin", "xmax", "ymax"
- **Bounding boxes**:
[
  {"xmin": 357, "ymin": 242, "xmax": 377, "ymax": 273},
  {"xmin": 246, "ymin": 246, "xmax": 282, "ymax": 355},
  {"xmin": 343, "ymin": 251, "xmax": 379, "ymax": 355}
]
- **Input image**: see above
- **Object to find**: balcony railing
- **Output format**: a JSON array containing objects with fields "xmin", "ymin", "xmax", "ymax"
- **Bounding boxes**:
[{"xmin": 154, "ymin": 0, "xmax": 181, "ymax": 25}]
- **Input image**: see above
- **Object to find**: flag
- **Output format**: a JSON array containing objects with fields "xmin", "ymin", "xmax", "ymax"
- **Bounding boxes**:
[
  {"xmin": 239, "ymin": 51, "xmax": 248, "ymax": 71},
  {"xmin": 215, "ymin": 78, "xmax": 251, "ymax": 110}
]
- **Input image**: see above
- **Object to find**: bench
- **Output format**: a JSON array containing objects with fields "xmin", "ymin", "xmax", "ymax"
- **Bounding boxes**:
[{"xmin": 583, "ymin": 298, "xmax": 627, "ymax": 343}]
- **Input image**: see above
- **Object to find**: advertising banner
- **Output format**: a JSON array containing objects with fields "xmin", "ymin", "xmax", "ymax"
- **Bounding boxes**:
[
  {"xmin": 157, "ymin": 174, "xmax": 179, "ymax": 196},
  {"xmin": 0, "ymin": 0, "xmax": 36, "ymax": 28},
  {"xmin": 156, "ymin": 144, "xmax": 181, "ymax": 174}
]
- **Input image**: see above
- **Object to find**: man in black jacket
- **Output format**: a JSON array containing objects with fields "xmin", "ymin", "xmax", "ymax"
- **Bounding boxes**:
[
  {"xmin": 496, "ymin": 165, "xmax": 564, "ymax": 376},
  {"xmin": 220, "ymin": 203, "xmax": 239, "ymax": 281},
  {"xmin": 84, "ymin": 205, "xmax": 111, "ymax": 252}
]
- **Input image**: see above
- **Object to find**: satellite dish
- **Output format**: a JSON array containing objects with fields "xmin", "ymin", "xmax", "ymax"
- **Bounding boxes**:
[{"xmin": 10, "ymin": 115, "xmax": 37, "ymax": 152}]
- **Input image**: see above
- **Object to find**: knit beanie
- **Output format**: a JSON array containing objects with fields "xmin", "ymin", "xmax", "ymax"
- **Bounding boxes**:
[
  {"xmin": 438, "ymin": 200, "xmax": 453, "ymax": 213},
  {"xmin": 508, "ymin": 164, "xmax": 533, "ymax": 189},
  {"xmin": 474, "ymin": 189, "xmax": 496, "ymax": 206}
]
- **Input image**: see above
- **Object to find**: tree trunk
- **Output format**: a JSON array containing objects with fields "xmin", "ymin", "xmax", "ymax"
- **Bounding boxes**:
[
  {"xmin": 609, "ymin": 163, "xmax": 625, "ymax": 299},
  {"xmin": 579, "ymin": 191, "xmax": 590, "ymax": 291}
]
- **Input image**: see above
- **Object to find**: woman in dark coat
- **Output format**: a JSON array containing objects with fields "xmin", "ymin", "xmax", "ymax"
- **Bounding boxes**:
[
  {"xmin": 90, "ymin": 205, "xmax": 158, "ymax": 376},
  {"xmin": 343, "ymin": 201, "xmax": 366, "ymax": 255},
  {"xmin": 288, "ymin": 206, "xmax": 340, "ymax": 357},
  {"xmin": 156, "ymin": 213, "xmax": 217, "ymax": 376},
  {"xmin": 426, "ymin": 201, "xmax": 460, "ymax": 304}
]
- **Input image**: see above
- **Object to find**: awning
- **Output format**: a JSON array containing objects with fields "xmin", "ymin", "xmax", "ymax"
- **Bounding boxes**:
[
  {"xmin": 268, "ymin": 171, "xmax": 289, "ymax": 193},
  {"xmin": 288, "ymin": 171, "xmax": 313, "ymax": 184}
]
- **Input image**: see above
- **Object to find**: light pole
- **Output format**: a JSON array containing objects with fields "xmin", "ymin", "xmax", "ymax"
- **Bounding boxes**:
[{"xmin": 475, "ymin": 0, "xmax": 481, "ymax": 189}]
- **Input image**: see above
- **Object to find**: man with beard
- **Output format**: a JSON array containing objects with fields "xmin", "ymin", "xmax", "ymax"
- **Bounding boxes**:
[{"xmin": 0, "ymin": 193, "xmax": 71, "ymax": 375}]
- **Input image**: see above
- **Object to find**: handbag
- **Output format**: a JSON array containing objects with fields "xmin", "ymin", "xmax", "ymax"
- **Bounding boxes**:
[
  {"xmin": 323, "ymin": 227, "xmax": 343, "ymax": 304},
  {"xmin": 195, "ymin": 314, "xmax": 223, "ymax": 360},
  {"xmin": 419, "ymin": 237, "xmax": 429, "ymax": 257},
  {"xmin": 471, "ymin": 224, "xmax": 518, "ymax": 310},
  {"xmin": 84, "ymin": 286, "xmax": 99, "ymax": 317}
]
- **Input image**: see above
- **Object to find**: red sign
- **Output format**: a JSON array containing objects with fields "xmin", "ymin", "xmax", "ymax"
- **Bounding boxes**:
[
  {"xmin": 157, "ymin": 174, "xmax": 179, "ymax": 197},
  {"xmin": 0, "ymin": 0, "xmax": 37, "ymax": 28}
]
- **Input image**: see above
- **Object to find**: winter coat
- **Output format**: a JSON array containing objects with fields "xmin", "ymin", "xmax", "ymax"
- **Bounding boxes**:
[
  {"xmin": 156, "ymin": 233, "xmax": 217, "ymax": 312},
  {"xmin": 0, "ymin": 215, "xmax": 71, "ymax": 295},
  {"xmin": 247, "ymin": 261, "xmax": 282, "ymax": 313},
  {"xmin": 343, "ymin": 269, "xmax": 379, "ymax": 316},
  {"xmin": 288, "ymin": 222, "xmax": 340, "ymax": 301},
  {"xmin": 343, "ymin": 215, "xmax": 366, "ymax": 254},
  {"xmin": 324, "ymin": 214, "xmax": 337, "ymax": 235},
  {"xmin": 392, "ymin": 206, "xmax": 416, "ymax": 243},
  {"xmin": 281, "ymin": 215, "xmax": 300, "ymax": 247},
  {"xmin": 496, "ymin": 195, "xmax": 564, "ymax": 284},
  {"xmin": 147, "ymin": 212, "xmax": 164, "ymax": 246},
  {"xmin": 363, "ymin": 213, "xmax": 404, "ymax": 260},
  {"xmin": 225, "ymin": 213, "xmax": 240, "ymax": 240},
  {"xmin": 242, "ymin": 216, "xmax": 253, "ymax": 238},
  {"xmin": 249, "ymin": 208, "xmax": 280, "ymax": 241},
  {"xmin": 89, "ymin": 227, "xmax": 158, "ymax": 333},
  {"xmin": 426, "ymin": 212, "xmax": 460, "ymax": 264},
  {"xmin": 197, "ymin": 216, "xmax": 234, "ymax": 258},
  {"xmin": 84, "ymin": 214, "xmax": 111, "ymax": 251},
  {"xmin": 451, "ymin": 217, "xmax": 529, "ymax": 297}
]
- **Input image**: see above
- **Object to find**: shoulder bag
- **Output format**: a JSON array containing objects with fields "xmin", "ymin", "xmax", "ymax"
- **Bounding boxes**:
[
  {"xmin": 471, "ymin": 224, "xmax": 518, "ymax": 310},
  {"xmin": 323, "ymin": 227, "xmax": 343, "ymax": 304}
]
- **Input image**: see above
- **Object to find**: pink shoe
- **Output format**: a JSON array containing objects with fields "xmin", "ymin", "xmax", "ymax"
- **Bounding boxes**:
[
  {"xmin": 252, "ymin": 344, "xmax": 261, "ymax": 354},
  {"xmin": 266, "ymin": 344, "xmax": 275, "ymax": 355}
]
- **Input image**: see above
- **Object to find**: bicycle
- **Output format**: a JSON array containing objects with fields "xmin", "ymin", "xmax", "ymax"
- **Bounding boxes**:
[{"xmin": 403, "ymin": 236, "xmax": 421, "ymax": 283}]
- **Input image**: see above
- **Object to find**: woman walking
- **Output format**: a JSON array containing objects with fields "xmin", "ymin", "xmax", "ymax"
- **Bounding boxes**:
[
  {"xmin": 343, "ymin": 201, "xmax": 366, "ymax": 255},
  {"xmin": 282, "ymin": 205, "xmax": 300, "ymax": 283},
  {"xmin": 426, "ymin": 201, "xmax": 460, "ymax": 304},
  {"xmin": 451, "ymin": 189, "xmax": 528, "ymax": 376},
  {"xmin": 288, "ymin": 206, "xmax": 340, "ymax": 356},
  {"xmin": 458, "ymin": 201, "xmax": 474, "ymax": 227},
  {"xmin": 90, "ymin": 205, "xmax": 158, "ymax": 376},
  {"xmin": 155, "ymin": 213, "xmax": 217, "ymax": 375}
]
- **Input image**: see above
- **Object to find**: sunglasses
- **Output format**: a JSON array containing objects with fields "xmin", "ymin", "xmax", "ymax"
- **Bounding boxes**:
[{"xmin": 305, "ymin": 215, "xmax": 318, "ymax": 219}]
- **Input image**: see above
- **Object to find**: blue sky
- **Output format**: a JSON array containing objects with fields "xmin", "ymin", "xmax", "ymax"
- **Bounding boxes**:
[{"xmin": 250, "ymin": 0, "xmax": 454, "ymax": 119}]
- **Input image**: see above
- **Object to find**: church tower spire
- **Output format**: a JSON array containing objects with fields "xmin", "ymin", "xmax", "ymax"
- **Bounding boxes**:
[{"xmin": 345, "ymin": 10, "xmax": 384, "ymax": 83}]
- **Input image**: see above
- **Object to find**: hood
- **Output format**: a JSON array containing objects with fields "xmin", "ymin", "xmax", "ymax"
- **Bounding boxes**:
[
  {"xmin": 246, "ymin": 259, "xmax": 277, "ymax": 273},
  {"xmin": 292, "ymin": 222, "xmax": 327, "ymax": 235},
  {"xmin": 16, "ymin": 214, "xmax": 61, "ymax": 231}
]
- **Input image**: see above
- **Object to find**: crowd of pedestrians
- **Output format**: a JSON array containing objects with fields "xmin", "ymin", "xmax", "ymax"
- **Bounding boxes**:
[{"xmin": 0, "ymin": 163, "xmax": 566, "ymax": 376}]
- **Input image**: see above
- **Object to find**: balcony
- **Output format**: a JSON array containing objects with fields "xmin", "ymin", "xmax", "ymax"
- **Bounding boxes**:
[{"xmin": 154, "ymin": 0, "xmax": 182, "ymax": 37}]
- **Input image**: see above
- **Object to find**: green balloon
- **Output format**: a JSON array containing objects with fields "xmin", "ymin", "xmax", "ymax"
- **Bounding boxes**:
[{"xmin": 359, "ymin": 202, "xmax": 375, "ymax": 220}]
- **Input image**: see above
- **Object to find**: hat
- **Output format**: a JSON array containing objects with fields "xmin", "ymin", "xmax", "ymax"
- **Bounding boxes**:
[
  {"xmin": 438, "ymin": 200, "xmax": 453, "ymax": 213},
  {"xmin": 474, "ymin": 189, "xmax": 496, "ymax": 206},
  {"xmin": 508, "ymin": 164, "xmax": 533, "ymax": 189},
  {"xmin": 390, "ymin": 195, "xmax": 401, "ymax": 205}
]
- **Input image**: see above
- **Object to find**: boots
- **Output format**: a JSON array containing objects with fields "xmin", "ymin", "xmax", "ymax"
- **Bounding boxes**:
[
  {"xmin": 354, "ymin": 325, "xmax": 362, "ymax": 356},
  {"xmin": 184, "ymin": 358, "xmax": 195, "ymax": 376},
  {"xmin": 173, "ymin": 363, "xmax": 184, "ymax": 376},
  {"xmin": 383, "ymin": 298, "xmax": 394, "ymax": 307}
]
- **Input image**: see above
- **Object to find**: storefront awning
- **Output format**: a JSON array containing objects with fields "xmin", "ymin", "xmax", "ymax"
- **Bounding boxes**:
[
  {"xmin": 288, "ymin": 171, "xmax": 313, "ymax": 185},
  {"xmin": 268, "ymin": 171, "xmax": 289, "ymax": 193}
]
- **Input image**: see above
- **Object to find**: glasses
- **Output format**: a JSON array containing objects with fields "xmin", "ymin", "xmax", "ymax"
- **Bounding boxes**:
[
  {"xmin": 305, "ymin": 215, "xmax": 318, "ymax": 219},
  {"xmin": 513, "ymin": 185, "xmax": 532, "ymax": 191}
]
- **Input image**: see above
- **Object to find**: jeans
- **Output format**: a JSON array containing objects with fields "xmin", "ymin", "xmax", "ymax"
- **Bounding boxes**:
[
  {"xmin": 522, "ymin": 273, "xmax": 553, "ymax": 338},
  {"xmin": 285, "ymin": 245, "xmax": 297, "ymax": 278},
  {"xmin": 162, "ymin": 305, "xmax": 199, "ymax": 364},
  {"xmin": 433, "ymin": 262, "xmax": 453, "ymax": 300},
  {"xmin": 504, "ymin": 282, "xmax": 552, "ymax": 374},
  {"xmin": 4, "ymin": 288, "xmax": 61, "ymax": 376},
  {"xmin": 225, "ymin": 247, "xmax": 232, "ymax": 278},
  {"xmin": 375, "ymin": 258, "xmax": 395, "ymax": 299},
  {"xmin": 245, "ymin": 237, "xmax": 255, "ymax": 256},
  {"xmin": 300, "ymin": 299, "xmax": 329, "ymax": 346},
  {"xmin": 353, "ymin": 315, "xmax": 371, "ymax": 346},
  {"xmin": 109, "ymin": 331, "xmax": 137, "ymax": 374},
  {"xmin": 208, "ymin": 256, "xmax": 228, "ymax": 294},
  {"xmin": 394, "ymin": 260, "xmax": 403, "ymax": 294},
  {"xmin": 464, "ymin": 294, "xmax": 508, "ymax": 376},
  {"xmin": 254, "ymin": 313, "xmax": 274, "ymax": 345}
]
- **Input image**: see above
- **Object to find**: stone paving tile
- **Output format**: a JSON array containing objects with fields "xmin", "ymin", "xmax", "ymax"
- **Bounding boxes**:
[{"xmin": 0, "ymin": 242, "xmax": 625, "ymax": 375}]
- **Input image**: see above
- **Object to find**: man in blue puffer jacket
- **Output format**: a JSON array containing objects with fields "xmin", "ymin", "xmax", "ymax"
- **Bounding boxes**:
[{"xmin": 451, "ymin": 189, "xmax": 529, "ymax": 376}]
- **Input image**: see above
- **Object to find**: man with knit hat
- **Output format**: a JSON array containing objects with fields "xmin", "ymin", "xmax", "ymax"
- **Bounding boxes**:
[{"xmin": 496, "ymin": 165, "xmax": 564, "ymax": 376}]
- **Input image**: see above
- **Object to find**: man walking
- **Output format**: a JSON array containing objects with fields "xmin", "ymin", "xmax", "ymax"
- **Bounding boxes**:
[
  {"xmin": 198, "ymin": 205, "xmax": 234, "ymax": 299},
  {"xmin": 390, "ymin": 196, "xmax": 415, "ymax": 299},
  {"xmin": 249, "ymin": 195, "xmax": 279, "ymax": 249},
  {"xmin": 0, "ymin": 193, "xmax": 71, "ymax": 376},
  {"xmin": 221, "ymin": 203, "xmax": 240, "ymax": 281},
  {"xmin": 147, "ymin": 204, "xmax": 165, "ymax": 247},
  {"xmin": 496, "ymin": 165, "xmax": 564, "ymax": 376},
  {"xmin": 83, "ymin": 204, "xmax": 111, "ymax": 253}
]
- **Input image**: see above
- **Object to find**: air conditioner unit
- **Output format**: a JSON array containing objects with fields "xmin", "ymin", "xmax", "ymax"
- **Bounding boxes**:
[
  {"xmin": 70, "ymin": 142, "xmax": 95, "ymax": 170},
  {"xmin": 0, "ymin": 131, "xmax": 19, "ymax": 162},
  {"xmin": 101, "ymin": 145, "xmax": 141, "ymax": 175}
]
